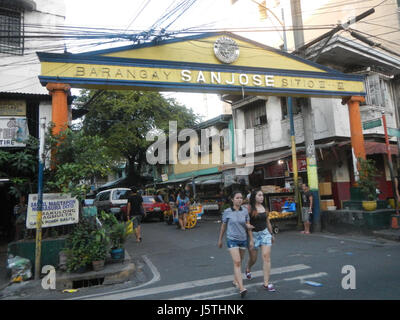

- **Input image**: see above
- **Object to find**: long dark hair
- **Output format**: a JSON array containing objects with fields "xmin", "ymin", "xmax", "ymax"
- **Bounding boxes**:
[
  {"xmin": 249, "ymin": 189, "xmax": 263, "ymax": 217},
  {"xmin": 230, "ymin": 190, "xmax": 243, "ymax": 211}
]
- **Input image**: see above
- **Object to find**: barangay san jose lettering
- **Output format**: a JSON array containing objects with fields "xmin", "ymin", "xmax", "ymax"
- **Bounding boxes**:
[
  {"xmin": 40, "ymin": 62, "xmax": 364, "ymax": 93},
  {"xmin": 72, "ymin": 65, "xmax": 352, "ymax": 91}
]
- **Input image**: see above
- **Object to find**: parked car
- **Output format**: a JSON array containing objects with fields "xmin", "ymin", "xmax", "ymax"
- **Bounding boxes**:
[
  {"xmin": 93, "ymin": 188, "xmax": 131, "ymax": 219},
  {"xmin": 121, "ymin": 195, "xmax": 171, "ymax": 222}
]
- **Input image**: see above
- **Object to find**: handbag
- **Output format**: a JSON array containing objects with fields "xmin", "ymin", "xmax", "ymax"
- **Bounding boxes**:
[{"xmin": 126, "ymin": 220, "xmax": 134, "ymax": 235}]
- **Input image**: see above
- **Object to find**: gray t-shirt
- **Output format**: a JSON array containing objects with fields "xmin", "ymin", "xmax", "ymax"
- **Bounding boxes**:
[{"xmin": 222, "ymin": 207, "xmax": 250, "ymax": 241}]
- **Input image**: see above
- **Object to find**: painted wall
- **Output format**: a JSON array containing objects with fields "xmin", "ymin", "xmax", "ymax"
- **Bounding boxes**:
[
  {"xmin": 170, "ymin": 124, "xmax": 231, "ymax": 177},
  {"xmin": 0, "ymin": 0, "xmax": 66, "ymax": 95},
  {"xmin": 292, "ymin": 0, "xmax": 400, "ymax": 54}
]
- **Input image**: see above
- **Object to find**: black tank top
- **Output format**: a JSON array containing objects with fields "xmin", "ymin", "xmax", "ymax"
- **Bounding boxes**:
[{"xmin": 249, "ymin": 211, "xmax": 267, "ymax": 232}]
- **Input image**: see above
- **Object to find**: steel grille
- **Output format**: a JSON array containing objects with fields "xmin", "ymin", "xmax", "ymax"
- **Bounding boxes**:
[{"xmin": 0, "ymin": 7, "xmax": 23, "ymax": 55}]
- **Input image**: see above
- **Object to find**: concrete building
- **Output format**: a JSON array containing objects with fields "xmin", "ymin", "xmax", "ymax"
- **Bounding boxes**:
[
  {"xmin": 0, "ymin": 0, "xmax": 67, "ymax": 240},
  {"xmin": 225, "ymin": 32, "xmax": 400, "ymax": 210}
]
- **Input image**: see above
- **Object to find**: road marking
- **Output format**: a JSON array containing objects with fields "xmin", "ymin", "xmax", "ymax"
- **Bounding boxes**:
[
  {"xmin": 296, "ymin": 289, "xmax": 315, "ymax": 296},
  {"xmin": 282, "ymin": 272, "xmax": 328, "ymax": 282},
  {"xmin": 78, "ymin": 264, "xmax": 310, "ymax": 300},
  {"xmin": 170, "ymin": 272, "xmax": 328, "ymax": 300},
  {"xmin": 68, "ymin": 255, "xmax": 160, "ymax": 301}
]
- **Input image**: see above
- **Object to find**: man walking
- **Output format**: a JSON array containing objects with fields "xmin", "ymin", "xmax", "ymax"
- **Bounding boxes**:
[
  {"xmin": 300, "ymin": 184, "xmax": 313, "ymax": 234},
  {"xmin": 127, "ymin": 187, "xmax": 145, "ymax": 242}
]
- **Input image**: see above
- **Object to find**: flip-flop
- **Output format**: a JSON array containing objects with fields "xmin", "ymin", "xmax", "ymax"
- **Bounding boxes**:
[
  {"xmin": 232, "ymin": 281, "xmax": 238, "ymax": 288},
  {"xmin": 240, "ymin": 289, "xmax": 248, "ymax": 298}
]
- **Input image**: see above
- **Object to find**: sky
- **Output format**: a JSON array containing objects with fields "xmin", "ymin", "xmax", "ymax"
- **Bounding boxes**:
[{"xmin": 64, "ymin": 0, "xmax": 331, "ymax": 120}]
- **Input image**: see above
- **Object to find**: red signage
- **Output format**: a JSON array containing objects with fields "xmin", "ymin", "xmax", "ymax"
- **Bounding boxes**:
[{"xmin": 288, "ymin": 157, "xmax": 307, "ymax": 173}]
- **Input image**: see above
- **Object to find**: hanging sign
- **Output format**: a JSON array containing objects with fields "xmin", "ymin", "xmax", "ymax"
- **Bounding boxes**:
[
  {"xmin": 0, "ymin": 117, "xmax": 29, "ymax": 147},
  {"xmin": 26, "ymin": 193, "xmax": 79, "ymax": 229}
]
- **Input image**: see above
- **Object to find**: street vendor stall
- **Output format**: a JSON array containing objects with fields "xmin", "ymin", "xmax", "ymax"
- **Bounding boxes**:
[{"xmin": 262, "ymin": 185, "xmax": 297, "ymax": 234}]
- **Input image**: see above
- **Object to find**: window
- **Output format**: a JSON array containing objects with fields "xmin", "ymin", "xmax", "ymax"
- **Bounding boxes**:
[
  {"xmin": 281, "ymin": 97, "xmax": 302, "ymax": 120},
  {"xmin": 244, "ymin": 100, "xmax": 267, "ymax": 128},
  {"xmin": 112, "ymin": 190, "xmax": 130, "ymax": 200},
  {"xmin": 98, "ymin": 191, "xmax": 111, "ymax": 201},
  {"xmin": 0, "ymin": 8, "xmax": 23, "ymax": 55}
]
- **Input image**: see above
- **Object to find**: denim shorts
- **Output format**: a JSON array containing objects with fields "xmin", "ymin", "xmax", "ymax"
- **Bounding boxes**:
[
  {"xmin": 252, "ymin": 228, "xmax": 272, "ymax": 249},
  {"xmin": 226, "ymin": 239, "xmax": 248, "ymax": 250}
]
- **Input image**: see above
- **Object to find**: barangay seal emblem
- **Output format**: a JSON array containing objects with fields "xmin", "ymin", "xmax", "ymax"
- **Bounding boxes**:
[{"xmin": 214, "ymin": 36, "xmax": 240, "ymax": 64}]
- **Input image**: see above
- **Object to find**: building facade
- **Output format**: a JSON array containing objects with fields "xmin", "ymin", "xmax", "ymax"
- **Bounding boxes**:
[{"xmin": 0, "ymin": 0, "xmax": 67, "ymax": 240}]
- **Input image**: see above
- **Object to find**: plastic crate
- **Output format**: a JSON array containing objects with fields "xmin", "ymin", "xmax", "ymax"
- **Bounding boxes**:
[{"xmin": 363, "ymin": 211, "xmax": 391, "ymax": 229}]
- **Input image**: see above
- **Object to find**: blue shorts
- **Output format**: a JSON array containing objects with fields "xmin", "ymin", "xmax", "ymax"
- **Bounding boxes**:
[
  {"xmin": 252, "ymin": 228, "xmax": 272, "ymax": 249},
  {"xmin": 227, "ymin": 239, "xmax": 248, "ymax": 250}
]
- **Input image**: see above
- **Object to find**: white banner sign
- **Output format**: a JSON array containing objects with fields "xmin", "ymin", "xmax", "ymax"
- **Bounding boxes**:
[
  {"xmin": 27, "ymin": 193, "xmax": 79, "ymax": 229},
  {"xmin": 0, "ymin": 117, "xmax": 29, "ymax": 147}
]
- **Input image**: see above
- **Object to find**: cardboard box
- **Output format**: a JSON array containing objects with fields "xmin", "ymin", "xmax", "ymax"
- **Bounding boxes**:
[
  {"xmin": 320, "ymin": 199, "xmax": 335, "ymax": 211},
  {"xmin": 261, "ymin": 185, "xmax": 278, "ymax": 193},
  {"xmin": 319, "ymin": 182, "xmax": 332, "ymax": 196}
]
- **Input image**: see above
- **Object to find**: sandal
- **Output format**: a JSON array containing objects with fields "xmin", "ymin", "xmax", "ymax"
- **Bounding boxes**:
[
  {"xmin": 263, "ymin": 283, "xmax": 276, "ymax": 292},
  {"xmin": 240, "ymin": 289, "xmax": 248, "ymax": 298},
  {"xmin": 232, "ymin": 281, "xmax": 238, "ymax": 288},
  {"xmin": 245, "ymin": 270, "xmax": 252, "ymax": 280}
]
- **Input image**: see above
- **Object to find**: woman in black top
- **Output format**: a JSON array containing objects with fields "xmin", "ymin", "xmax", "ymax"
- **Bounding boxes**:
[{"xmin": 245, "ymin": 189, "xmax": 276, "ymax": 292}]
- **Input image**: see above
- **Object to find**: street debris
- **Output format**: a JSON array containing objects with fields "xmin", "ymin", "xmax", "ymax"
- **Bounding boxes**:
[
  {"xmin": 6, "ymin": 255, "xmax": 32, "ymax": 283},
  {"xmin": 62, "ymin": 289, "xmax": 79, "ymax": 293}
]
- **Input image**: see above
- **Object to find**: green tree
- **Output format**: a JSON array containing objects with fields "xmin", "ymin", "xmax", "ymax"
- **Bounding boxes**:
[
  {"xmin": 77, "ymin": 90, "xmax": 200, "ymax": 185},
  {"xmin": 358, "ymin": 157, "xmax": 379, "ymax": 201},
  {"xmin": 0, "ymin": 136, "xmax": 39, "ymax": 199},
  {"xmin": 44, "ymin": 126, "xmax": 112, "ymax": 200}
]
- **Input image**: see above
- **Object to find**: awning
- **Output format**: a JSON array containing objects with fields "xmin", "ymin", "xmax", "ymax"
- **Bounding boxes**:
[
  {"xmin": 156, "ymin": 177, "xmax": 191, "ymax": 185},
  {"xmin": 96, "ymin": 176, "xmax": 128, "ymax": 192},
  {"xmin": 338, "ymin": 141, "xmax": 398, "ymax": 156},
  {"xmin": 194, "ymin": 174, "xmax": 222, "ymax": 185}
]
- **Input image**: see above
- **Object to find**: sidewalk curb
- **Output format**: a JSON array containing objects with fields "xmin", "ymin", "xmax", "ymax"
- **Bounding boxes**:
[
  {"xmin": 373, "ymin": 230, "xmax": 400, "ymax": 242},
  {"xmin": 56, "ymin": 250, "xmax": 135, "ymax": 290},
  {"xmin": 0, "ymin": 250, "xmax": 136, "ymax": 298}
]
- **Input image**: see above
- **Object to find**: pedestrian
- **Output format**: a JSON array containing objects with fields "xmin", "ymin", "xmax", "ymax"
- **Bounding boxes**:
[
  {"xmin": 395, "ymin": 172, "xmax": 400, "ymax": 206},
  {"xmin": 218, "ymin": 190, "xmax": 254, "ymax": 298},
  {"xmin": 176, "ymin": 190, "xmax": 190, "ymax": 230},
  {"xmin": 300, "ymin": 183, "xmax": 313, "ymax": 234},
  {"xmin": 245, "ymin": 189, "xmax": 276, "ymax": 292},
  {"xmin": 156, "ymin": 191, "xmax": 164, "ymax": 202},
  {"xmin": 127, "ymin": 187, "xmax": 145, "ymax": 242}
]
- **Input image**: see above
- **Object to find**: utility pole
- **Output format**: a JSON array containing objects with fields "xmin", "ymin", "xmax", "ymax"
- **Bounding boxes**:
[
  {"xmin": 290, "ymin": 0, "xmax": 321, "ymax": 232},
  {"xmin": 34, "ymin": 117, "xmax": 46, "ymax": 280}
]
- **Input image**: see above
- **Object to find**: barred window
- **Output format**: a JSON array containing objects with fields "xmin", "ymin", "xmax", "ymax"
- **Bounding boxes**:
[
  {"xmin": 244, "ymin": 99, "xmax": 267, "ymax": 129},
  {"xmin": 0, "ymin": 8, "xmax": 23, "ymax": 55}
]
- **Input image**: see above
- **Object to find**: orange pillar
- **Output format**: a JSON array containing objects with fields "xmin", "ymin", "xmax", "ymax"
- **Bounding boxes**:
[
  {"xmin": 46, "ymin": 83, "xmax": 71, "ymax": 136},
  {"xmin": 346, "ymin": 96, "xmax": 366, "ymax": 161}
]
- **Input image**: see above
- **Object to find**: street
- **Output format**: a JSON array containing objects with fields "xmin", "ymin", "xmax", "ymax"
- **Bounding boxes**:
[{"xmin": 11, "ymin": 216, "xmax": 400, "ymax": 301}]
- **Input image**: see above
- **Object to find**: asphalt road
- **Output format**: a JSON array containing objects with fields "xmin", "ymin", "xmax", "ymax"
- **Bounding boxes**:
[
  {"xmin": 67, "ymin": 216, "xmax": 400, "ymax": 301},
  {"xmin": 6, "ymin": 216, "xmax": 400, "ymax": 301}
]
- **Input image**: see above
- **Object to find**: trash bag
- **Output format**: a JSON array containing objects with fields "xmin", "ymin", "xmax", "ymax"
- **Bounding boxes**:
[{"xmin": 6, "ymin": 255, "xmax": 32, "ymax": 282}]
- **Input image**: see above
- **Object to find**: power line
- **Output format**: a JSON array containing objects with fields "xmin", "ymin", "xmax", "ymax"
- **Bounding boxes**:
[{"xmin": 124, "ymin": 0, "xmax": 152, "ymax": 32}]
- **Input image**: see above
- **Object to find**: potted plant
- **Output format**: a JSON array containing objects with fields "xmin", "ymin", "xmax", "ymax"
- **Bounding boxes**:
[
  {"xmin": 89, "ymin": 229, "xmax": 110, "ymax": 271},
  {"xmin": 358, "ymin": 158, "xmax": 379, "ymax": 211},
  {"xmin": 65, "ymin": 221, "xmax": 94, "ymax": 273},
  {"xmin": 109, "ymin": 222, "xmax": 128, "ymax": 260}
]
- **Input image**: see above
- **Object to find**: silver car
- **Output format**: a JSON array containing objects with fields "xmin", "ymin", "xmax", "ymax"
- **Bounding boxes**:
[{"xmin": 93, "ymin": 188, "xmax": 131, "ymax": 216}]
